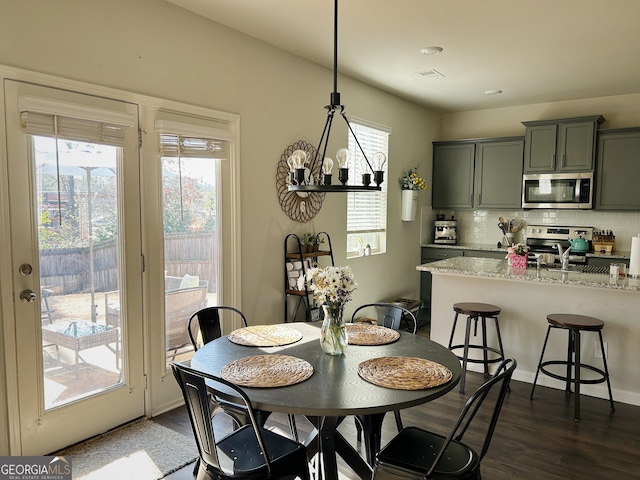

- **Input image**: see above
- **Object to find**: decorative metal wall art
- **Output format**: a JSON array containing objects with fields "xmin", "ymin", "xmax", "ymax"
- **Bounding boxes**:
[{"xmin": 276, "ymin": 140, "xmax": 325, "ymax": 222}]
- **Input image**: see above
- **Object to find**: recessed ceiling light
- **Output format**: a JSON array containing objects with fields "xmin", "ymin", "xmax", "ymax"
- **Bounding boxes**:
[
  {"xmin": 420, "ymin": 46, "xmax": 443, "ymax": 56},
  {"xmin": 484, "ymin": 89, "xmax": 503, "ymax": 96}
]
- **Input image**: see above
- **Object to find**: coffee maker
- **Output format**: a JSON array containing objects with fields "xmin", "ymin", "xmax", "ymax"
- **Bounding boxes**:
[{"xmin": 434, "ymin": 215, "xmax": 458, "ymax": 244}]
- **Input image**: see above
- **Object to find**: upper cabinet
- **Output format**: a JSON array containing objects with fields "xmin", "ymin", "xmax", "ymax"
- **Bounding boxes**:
[
  {"xmin": 474, "ymin": 139, "xmax": 524, "ymax": 209},
  {"xmin": 595, "ymin": 128, "xmax": 640, "ymax": 211},
  {"xmin": 522, "ymin": 115, "xmax": 604, "ymax": 173},
  {"xmin": 432, "ymin": 137, "xmax": 524, "ymax": 210},
  {"xmin": 432, "ymin": 142, "xmax": 475, "ymax": 209}
]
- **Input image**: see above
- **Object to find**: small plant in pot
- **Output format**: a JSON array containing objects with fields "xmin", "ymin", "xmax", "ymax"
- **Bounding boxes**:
[{"xmin": 308, "ymin": 233, "xmax": 325, "ymax": 252}]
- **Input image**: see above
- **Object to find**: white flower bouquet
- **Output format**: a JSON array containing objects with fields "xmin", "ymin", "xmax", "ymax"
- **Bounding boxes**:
[
  {"xmin": 299, "ymin": 265, "xmax": 357, "ymax": 307},
  {"xmin": 299, "ymin": 265, "xmax": 357, "ymax": 355}
]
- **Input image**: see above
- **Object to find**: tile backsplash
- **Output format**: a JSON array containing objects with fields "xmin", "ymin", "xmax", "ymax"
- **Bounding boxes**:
[{"xmin": 421, "ymin": 207, "xmax": 640, "ymax": 252}]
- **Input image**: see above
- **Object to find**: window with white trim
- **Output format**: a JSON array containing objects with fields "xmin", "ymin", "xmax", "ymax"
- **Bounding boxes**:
[
  {"xmin": 346, "ymin": 119, "xmax": 390, "ymax": 257},
  {"xmin": 155, "ymin": 119, "xmax": 231, "ymax": 368}
]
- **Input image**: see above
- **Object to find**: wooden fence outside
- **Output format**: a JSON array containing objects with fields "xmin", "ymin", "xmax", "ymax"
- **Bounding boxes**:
[{"xmin": 40, "ymin": 233, "xmax": 217, "ymax": 294}]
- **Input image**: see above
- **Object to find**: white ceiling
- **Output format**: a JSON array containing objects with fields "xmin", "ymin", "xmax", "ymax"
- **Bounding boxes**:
[{"xmin": 166, "ymin": 0, "xmax": 640, "ymax": 113}]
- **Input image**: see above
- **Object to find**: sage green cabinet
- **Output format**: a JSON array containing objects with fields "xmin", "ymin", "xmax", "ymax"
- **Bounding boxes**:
[
  {"xmin": 420, "ymin": 247, "xmax": 506, "ymax": 310},
  {"xmin": 595, "ymin": 128, "xmax": 640, "ymax": 211},
  {"xmin": 522, "ymin": 115, "xmax": 604, "ymax": 173},
  {"xmin": 432, "ymin": 143, "xmax": 475, "ymax": 209},
  {"xmin": 464, "ymin": 250, "xmax": 506, "ymax": 259},
  {"xmin": 588, "ymin": 257, "xmax": 629, "ymax": 268},
  {"xmin": 420, "ymin": 248, "xmax": 464, "ymax": 310},
  {"xmin": 475, "ymin": 139, "xmax": 524, "ymax": 209},
  {"xmin": 432, "ymin": 137, "xmax": 524, "ymax": 210}
]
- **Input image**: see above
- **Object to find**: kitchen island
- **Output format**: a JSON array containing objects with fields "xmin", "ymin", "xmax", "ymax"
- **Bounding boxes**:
[{"xmin": 418, "ymin": 256, "xmax": 640, "ymax": 407}]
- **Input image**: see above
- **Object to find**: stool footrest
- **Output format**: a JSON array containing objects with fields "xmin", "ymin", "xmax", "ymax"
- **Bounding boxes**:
[
  {"xmin": 450, "ymin": 344, "xmax": 504, "ymax": 364},
  {"xmin": 540, "ymin": 360, "xmax": 609, "ymax": 385}
]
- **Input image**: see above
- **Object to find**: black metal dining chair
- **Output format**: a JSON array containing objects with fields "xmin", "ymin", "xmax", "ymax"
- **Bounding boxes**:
[
  {"xmin": 372, "ymin": 358, "xmax": 516, "ymax": 480},
  {"xmin": 351, "ymin": 302, "xmax": 418, "ymax": 334},
  {"xmin": 349, "ymin": 302, "xmax": 419, "ymax": 465},
  {"xmin": 171, "ymin": 362, "xmax": 310, "ymax": 480},
  {"xmin": 187, "ymin": 306, "xmax": 299, "ymax": 441},
  {"xmin": 188, "ymin": 306, "xmax": 247, "ymax": 351}
]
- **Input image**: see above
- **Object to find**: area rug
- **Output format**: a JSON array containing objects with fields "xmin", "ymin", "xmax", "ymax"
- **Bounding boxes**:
[{"xmin": 54, "ymin": 419, "xmax": 197, "ymax": 479}]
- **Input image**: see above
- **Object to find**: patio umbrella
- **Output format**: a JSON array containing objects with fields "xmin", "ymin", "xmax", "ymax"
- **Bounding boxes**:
[{"xmin": 36, "ymin": 145, "xmax": 117, "ymax": 322}]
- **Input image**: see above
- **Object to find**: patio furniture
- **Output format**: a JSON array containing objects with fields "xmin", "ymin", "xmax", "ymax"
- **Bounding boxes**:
[
  {"xmin": 42, "ymin": 320, "xmax": 119, "ymax": 373},
  {"xmin": 105, "ymin": 275, "xmax": 208, "ymax": 359}
]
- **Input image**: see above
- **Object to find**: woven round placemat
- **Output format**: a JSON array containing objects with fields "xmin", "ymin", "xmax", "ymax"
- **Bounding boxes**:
[
  {"xmin": 227, "ymin": 325, "xmax": 303, "ymax": 347},
  {"xmin": 358, "ymin": 356, "xmax": 452, "ymax": 390},
  {"xmin": 220, "ymin": 354, "xmax": 314, "ymax": 388},
  {"xmin": 346, "ymin": 324, "xmax": 400, "ymax": 345}
]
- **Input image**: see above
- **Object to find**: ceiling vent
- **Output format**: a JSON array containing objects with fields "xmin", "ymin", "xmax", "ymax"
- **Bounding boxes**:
[{"xmin": 416, "ymin": 69, "xmax": 445, "ymax": 79}]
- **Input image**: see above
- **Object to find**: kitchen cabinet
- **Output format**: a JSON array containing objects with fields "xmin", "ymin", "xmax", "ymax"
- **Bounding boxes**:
[
  {"xmin": 474, "ymin": 139, "xmax": 524, "ymax": 209},
  {"xmin": 464, "ymin": 250, "xmax": 505, "ymax": 260},
  {"xmin": 420, "ymin": 247, "xmax": 506, "ymax": 310},
  {"xmin": 595, "ymin": 128, "xmax": 640, "ymax": 211},
  {"xmin": 522, "ymin": 115, "xmax": 604, "ymax": 173},
  {"xmin": 420, "ymin": 248, "xmax": 464, "ymax": 310},
  {"xmin": 432, "ymin": 137, "xmax": 523, "ymax": 210},
  {"xmin": 587, "ymin": 257, "xmax": 630, "ymax": 268},
  {"xmin": 432, "ymin": 142, "xmax": 475, "ymax": 209}
]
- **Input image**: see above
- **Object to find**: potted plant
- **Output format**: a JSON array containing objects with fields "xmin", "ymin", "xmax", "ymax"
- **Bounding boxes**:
[{"xmin": 302, "ymin": 233, "xmax": 324, "ymax": 252}]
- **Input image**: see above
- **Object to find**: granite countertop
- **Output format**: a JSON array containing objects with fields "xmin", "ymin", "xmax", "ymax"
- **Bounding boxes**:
[
  {"xmin": 417, "ymin": 256, "xmax": 640, "ymax": 292},
  {"xmin": 421, "ymin": 242, "xmax": 631, "ymax": 260}
]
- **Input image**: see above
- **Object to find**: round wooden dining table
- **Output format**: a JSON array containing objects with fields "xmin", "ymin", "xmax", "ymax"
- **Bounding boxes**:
[{"xmin": 190, "ymin": 321, "xmax": 461, "ymax": 480}]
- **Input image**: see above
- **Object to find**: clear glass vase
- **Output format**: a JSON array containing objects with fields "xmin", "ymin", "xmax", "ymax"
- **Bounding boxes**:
[{"xmin": 320, "ymin": 304, "xmax": 348, "ymax": 355}]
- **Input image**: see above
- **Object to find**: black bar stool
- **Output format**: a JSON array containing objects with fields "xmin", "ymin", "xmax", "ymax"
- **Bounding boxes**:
[
  {"xmin": 449, "ymin": 302, "xmax": 505, "ymax": 394},
  {"xmin": 530, "ymin": 313, "xmax": 615, "ymax": 421}
]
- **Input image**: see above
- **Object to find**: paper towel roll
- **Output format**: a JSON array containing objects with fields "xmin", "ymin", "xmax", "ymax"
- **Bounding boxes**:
[{"xmin": 629, "ymin": 235, "xmax": 640, "ymax": 278}]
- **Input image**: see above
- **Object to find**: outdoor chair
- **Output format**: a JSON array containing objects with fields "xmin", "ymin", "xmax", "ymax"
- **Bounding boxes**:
[
  {"xmin": 350, "ymin": 302, "xmax": 418, "ymax": 461},
  {"xmin": 372, "ymin": 358, "xmax": 517, "ymax": 480},
  {"xmin": 171, "ymin": 362, "xmax": 310, "ymax": 480},
  {"xmin": 187, "ymin": 306, "xmax": 299, "ymax": 441}
]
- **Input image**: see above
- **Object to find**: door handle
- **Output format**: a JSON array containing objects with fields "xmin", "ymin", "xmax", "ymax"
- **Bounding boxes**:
[{"xmin": 20, "ymin": 289, "xmax": 37, "ymax": 303}]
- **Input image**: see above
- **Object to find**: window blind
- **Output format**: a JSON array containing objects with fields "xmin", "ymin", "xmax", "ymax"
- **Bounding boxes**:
[
  {"xmin": 18, "ymin": 95, "xmax": 135, "ymax": 147},
  {"xmin": 155, "ymin": 120, "xmax": 230, "ymax": 159},
  {"xmin": 346, "ymin": 122, "xmax": 390, "ymax": 234}
]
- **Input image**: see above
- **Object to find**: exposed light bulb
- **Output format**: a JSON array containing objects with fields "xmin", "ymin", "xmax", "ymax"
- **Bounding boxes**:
[
  {"xmin": 372, "ymin": 152, "xmax": 387, "ymax": 171},
  {"xmin": 322, "ymin": 157, "xmax": 334, "ymax": 186},
  {"xmin": 336, "ymin": 148, "xmax": 350, "ymax": 168},
  {"xmin": 287, "ymin": 155, "xmax": 295, "ymax": 172},
  {"xmin": 322, "ymin": 157, "xmax": 334, "ymax": 174},
  {"xmin": 291, "ymin": 149, "xmax": 307, "ymax": 169}
]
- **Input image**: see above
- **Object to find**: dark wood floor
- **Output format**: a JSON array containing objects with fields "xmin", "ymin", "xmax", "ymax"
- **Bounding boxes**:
[{"xmin": 153, "ymin": 368, "xmax": 640, "ymax": 479}]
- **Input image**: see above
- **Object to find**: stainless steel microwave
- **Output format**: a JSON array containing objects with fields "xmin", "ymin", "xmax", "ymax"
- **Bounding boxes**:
[{"xmin": 522, "ymin": 172, "xmax": 593, "ymax": 209}]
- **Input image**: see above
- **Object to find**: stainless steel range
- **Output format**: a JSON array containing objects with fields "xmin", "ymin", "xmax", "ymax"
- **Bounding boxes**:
[{"xmin": 525, "ymin": 225, "xmax": 593, "ymax": 264}]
